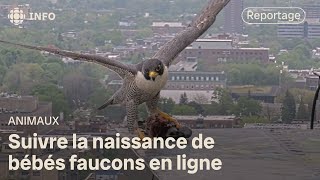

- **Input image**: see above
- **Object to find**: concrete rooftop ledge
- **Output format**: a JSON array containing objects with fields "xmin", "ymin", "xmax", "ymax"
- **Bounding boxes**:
[{"xmin": 118, "ymin": 128, "xmax": 320, "ymax": 180}]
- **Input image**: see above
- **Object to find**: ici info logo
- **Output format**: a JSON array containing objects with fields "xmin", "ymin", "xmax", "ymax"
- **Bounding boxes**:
[{"xmin": 7, "ymin": 6, "xmax": 56, "ymax": 26}]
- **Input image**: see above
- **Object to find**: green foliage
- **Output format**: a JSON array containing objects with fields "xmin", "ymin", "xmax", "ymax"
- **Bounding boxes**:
[
  {"xmin": 0, "ymin": 65, "xmax": 6, "ymax": 85},
  {"xmin": 41, "ymin": 62, "xmax": 64, "ymax": 84},
  {"xmin": 32, "ymin": 84, "xmax": 70, "ymax": 117},
  {"xmin": 62, "ymin": 70, "xmax": 101, "ymax": 106},
  {"xmin": 199, "ymin": 63, "xmax": 282, "ymax": 86},
  {"xmin": 172, "ymin": 105, "xmax": 197, "ymax": 115},
  {"xmin": 241, "ymin": 116, "xmax": 269, "ymax": 125},
  {"xmin": 281, "ymin": 90, "xmax": 296, "ymax": 123},
  {"xmin": 188, "ymin": 101, "xmax": 205, "ymax": 115},
  {"xmin": 179, "ymin": 92, "xmax": 188, "ymax": 105},
  {"xmin": 296, "ymin": 98, "xmax": 308, "ymax": 121},
  {"xmin": 88, "ymin": 87, "xmax": 113, "ymax": 109},
  {"xmin": 158, "ymin": 97, "xmax": 175, "ymax": 114},
  {"xmin": 3, "ymin": 63, "xmax": 44, "ymax": 94},
  {"xmin": 234, "ymin": 97, "xmax": 262, "ymax": 116},
  {"xmin": 203, "ymin": 102, "xmax": 220, "ymax": 116},
  {"xmin": 215, "ymin": 88, "xmax": 235, "ymax": 115}
]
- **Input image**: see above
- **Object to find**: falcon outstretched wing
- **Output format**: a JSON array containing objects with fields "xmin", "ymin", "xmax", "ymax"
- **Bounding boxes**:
[
  {"xmin": 0, "ymin": 40, "xmax": 137, "ymax": 78},
  {"xmin": 153, "ymin": 0, "xmax": 231, "ymax": 67}
]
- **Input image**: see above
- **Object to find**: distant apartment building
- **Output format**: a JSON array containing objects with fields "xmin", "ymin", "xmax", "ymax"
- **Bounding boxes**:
[
  {"xmin": 160, "ymin": 71, "xmax": 226, "ymax": 104},
  {"xmin": 303, "ymin": 4, "xmax": 320, "ymax": 19},
  {"xmin": 223, "ymin": 0, "xmax": 244, "ymax": 34},
  {"xmin": 229, "ymin": 86, "xmax": 280, "ymax": 103},
  {"xmin": 277, "ymin": 19, "xmax": 320, "ymax": 39},
  {"xmin": 165, "ymin": 71, "xmax": 227, "ymax": 91},
  {"xmin": 106, "ymin": 70, "xmax": 226, "ymax": 104},
  {"xmin": 179, "ymin": 39, "xmax": 270, "ymax": 64},
  {"xmin": 306, "ymin": 75, "xmax": 319, "ymax": 91},
  {"xmin": 0, "ymin": 93, "xmax": 52, "ymax": 134},
  {"xmin": 168, "ymin": 58, "xmax": 198, "ymax": 71},
  {"xmin": 151, "ymin": 22, "xmax": 186, "ymax": 35}
]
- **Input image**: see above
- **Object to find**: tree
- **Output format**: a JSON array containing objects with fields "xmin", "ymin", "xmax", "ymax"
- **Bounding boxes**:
[
  {"xmin": 158, "ymin": 97, "xmax": 175, "ymax": 114},
  {"xmin": 188, "ymin": 101, "xmax": 205, "ymax": 115},
  {"xmin": 32, "ymin": 84, "xmax": 70, "ymax": 117},
  {"xmin": 179, "ymin": 92, "xmax": 188, "ymax": 105},
  {"xmin": 216, "ymin": 88, "xmax": 235, "ymax": 115},
  {"xmin": 235, "ymin": 97, "xmax": 262, "ymax": 116},
  {"xmin": 281, "ymin": 90, "xmax": 296, "ymax": 123},
  {"xmin": 296, "ymin": 98, "xmax": 308, "ymax": 121},
  {"xmin": 172, "ymin": 105, "xmax": 196, "ymax": 115},
  {"xmin": 192, "ymin": 93, "xmax": 208, "ymax": 104},
  {"xmin": 3, "ymin": 63, "xmax": 44, "ymax": 95},
  {"xmin": 62, "ymin": 71, "xmax": 100, "ymax": 106}
]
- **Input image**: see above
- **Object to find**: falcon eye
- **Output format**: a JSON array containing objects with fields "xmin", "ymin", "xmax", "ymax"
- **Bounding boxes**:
[{"xmin": 155, "ymin": 65, "xmax": 161, "ymax": 71}]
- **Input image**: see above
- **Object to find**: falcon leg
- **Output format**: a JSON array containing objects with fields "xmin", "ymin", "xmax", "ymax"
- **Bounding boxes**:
[
  {"xmin": 156, "ymin": 109, "xmax": 181, "ymax": 129},
  {"xmin": 126, "ymin": 100, "xmax": 146, "ymax": 138}
]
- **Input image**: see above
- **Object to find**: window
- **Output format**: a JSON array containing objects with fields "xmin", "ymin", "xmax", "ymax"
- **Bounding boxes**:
[
  {"xmin": 206, "ymin": 77, "xmax": 209, "ymax": 81},
  {"xmin": 171, "ymin": 76, "xmax": 175, "ymax": 81},
  {"xmin": 186, "ymin": 76, "xmax": 190, "ymax": 81},
  {"xmin": 201, "ymin": 76, "xmax": 204, "ymax": 81},
  {"xmin": 196, "ymin": 77, "xmax": 199, "ymax": 81},
  {"xmin": 216, "ymin": 77, "xmax": 219, "ymax": 81}
]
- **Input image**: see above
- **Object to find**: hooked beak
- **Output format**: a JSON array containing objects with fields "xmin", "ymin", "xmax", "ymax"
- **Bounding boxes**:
[{"xmin": 149, "ymin": 71, "xmax": 159, "ymax": 81}]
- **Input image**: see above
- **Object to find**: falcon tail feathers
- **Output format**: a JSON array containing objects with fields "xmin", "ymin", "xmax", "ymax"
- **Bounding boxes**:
[{"xmin": 98, "ymin": 99, "xmax": 114, "ymax": 110}]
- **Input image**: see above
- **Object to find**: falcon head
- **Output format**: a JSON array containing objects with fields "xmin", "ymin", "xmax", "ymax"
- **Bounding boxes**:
[{"xmin": 142, "ymin": 59, "xmax": 164, "ymax": 81}]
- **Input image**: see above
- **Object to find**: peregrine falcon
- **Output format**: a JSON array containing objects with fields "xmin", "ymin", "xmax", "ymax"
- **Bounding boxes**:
[{"xmin": 0, "ymin": 0, "xmax": 230, "ymax": 136}]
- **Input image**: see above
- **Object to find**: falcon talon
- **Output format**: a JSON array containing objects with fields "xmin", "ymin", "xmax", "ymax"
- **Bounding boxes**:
[{"xmin": 135, "ymin": 128, "xmax": 146, "ymax": 139}]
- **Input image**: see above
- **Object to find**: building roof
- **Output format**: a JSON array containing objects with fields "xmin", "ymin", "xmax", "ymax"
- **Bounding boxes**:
[
  {"xmin": 169, "ymin": 61, "xmax": 198, "ymax": 72},
  {"xmin": 160, "ymin": 90, "xmax": 214, "ymax": 104},
  {"xmin": 306, "ymin": 18, "xmax": 320, "ymax": 25},
  {"xmin": 132, "ymin": 129, "xmax": 320, "ymax": 180},
  {"xmin": 169, "ymin": 71, "xmax": 225, "ymax": 75},
  {"xmin": 173, "ymin": 115, "xmax": 236, "ymax": 121},
  {"xmin": 196, "ymin": 39, "xmax": 233, "ymax": 42},
  {"xmin": 152, "ymin": 22, "xmax": 184, "ymax": 27},
  {"xmin": 229, "ymin": 86, "xmax": 279, "ymax": 96}
]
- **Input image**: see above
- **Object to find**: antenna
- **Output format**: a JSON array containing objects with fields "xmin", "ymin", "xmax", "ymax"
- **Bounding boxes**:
[{"xmin": 310, "ymin": 71, "xmax": 320, "ymax": 129}]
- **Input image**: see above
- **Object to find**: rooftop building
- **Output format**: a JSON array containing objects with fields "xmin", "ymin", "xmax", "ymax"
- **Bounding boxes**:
[
  {"xmin": 0, "ymin": 93, "xmax": 53, "ymax": 134},
  {"xmin": 277, "ymin": 19, "xmax": 320, "ymax": 39},
  {"xmin": 303, "ymin": 3, "xmax": 320, "ymax": 19},
  {"xmin": 223, "ymin": 0, "xmax": 244, "ymax": 34},
  {"xmin": 152, "ymin": 22, "xmax": 186, "ymax": 35},
  {"xmin": 179, "ymin": 39, "xmax": 270, "ymax": 64},
  {"xmin": 173, "ymin": 115, "xmax": 241, "ymax": 129}
]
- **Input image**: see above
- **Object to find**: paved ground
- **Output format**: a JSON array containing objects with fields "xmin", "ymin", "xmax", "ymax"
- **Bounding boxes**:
[{"xmin": 134, "ymin": 129, "xmax": 320, "ymax": 180}]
